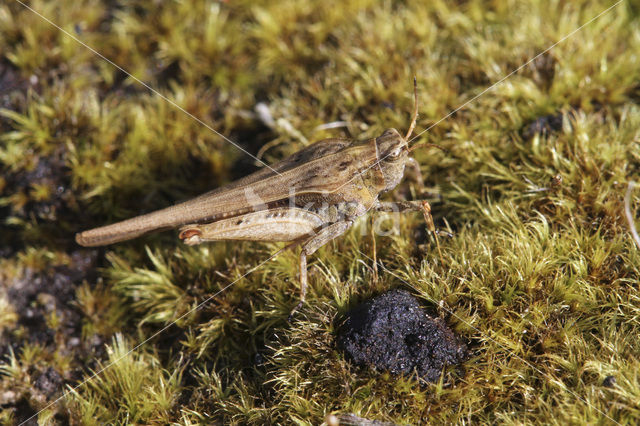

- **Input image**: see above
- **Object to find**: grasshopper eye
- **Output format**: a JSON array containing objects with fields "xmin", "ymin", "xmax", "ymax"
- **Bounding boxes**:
[{"xmin": 388, "ymin": 147, "xmax": 403, "ymax": 159}]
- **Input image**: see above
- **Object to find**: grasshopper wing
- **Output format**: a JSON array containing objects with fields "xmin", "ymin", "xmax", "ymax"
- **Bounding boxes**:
[{"xmin": 76, "ymin": 138, "xmax": 363, "ymax": 246}]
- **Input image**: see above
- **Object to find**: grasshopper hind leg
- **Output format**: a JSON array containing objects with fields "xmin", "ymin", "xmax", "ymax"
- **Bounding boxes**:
[{"xmin": 289, "ymin": 220, "xmax": 353, "ymax": 321}]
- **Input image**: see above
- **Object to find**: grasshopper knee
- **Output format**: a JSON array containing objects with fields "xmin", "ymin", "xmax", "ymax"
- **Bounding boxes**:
[{"xmin": 179, "ymin": 228, "xmax": 203, "ymax": 245}]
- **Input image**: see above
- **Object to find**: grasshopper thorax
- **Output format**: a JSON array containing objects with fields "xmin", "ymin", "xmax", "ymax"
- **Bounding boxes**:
[{"xmin": 375, "ymin": 128, "xmax": 410, "ymax": 192}]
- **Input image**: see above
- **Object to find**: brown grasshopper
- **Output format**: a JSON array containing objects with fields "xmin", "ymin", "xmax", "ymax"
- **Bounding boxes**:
[{"xmin": 76, "ymin": 80, "xmax": 438, "ymax": 313}]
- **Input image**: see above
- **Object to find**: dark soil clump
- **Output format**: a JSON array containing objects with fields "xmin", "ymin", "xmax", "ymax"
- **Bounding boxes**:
[{"xmin": 337, "ymin": 289, "xmax": 467, "ymax": 383}]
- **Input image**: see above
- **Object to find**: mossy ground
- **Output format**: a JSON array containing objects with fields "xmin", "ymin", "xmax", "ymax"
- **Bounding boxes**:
[{"xmin": 1, "ymin": 0, "xmax": 639, "ymax": 424}]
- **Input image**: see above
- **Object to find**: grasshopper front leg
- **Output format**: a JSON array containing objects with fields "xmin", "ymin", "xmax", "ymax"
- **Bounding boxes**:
[
  {"xmin": 374, "ymin": 200, "xmax": 443, "ymax": 260},
  {"xmin": 404, "ymin": 157, "xmax": 424, "ymax": 192}
]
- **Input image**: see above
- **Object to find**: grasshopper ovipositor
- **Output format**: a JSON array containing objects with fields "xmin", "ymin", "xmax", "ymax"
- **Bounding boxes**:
[{"xmin": 76, "ymin": 79, "xmax": 439, "ymax": 313}]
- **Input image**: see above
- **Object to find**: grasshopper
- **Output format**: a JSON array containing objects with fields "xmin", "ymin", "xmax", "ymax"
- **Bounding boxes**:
[{"xmin": 76, "ymin": 80, "xmax": 438, "ymax": 313}]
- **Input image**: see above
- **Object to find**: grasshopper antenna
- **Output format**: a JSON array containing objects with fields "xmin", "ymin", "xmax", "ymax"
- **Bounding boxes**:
[
  {"xmin": 404, "ymin": 76, "xmax": 419, "ymax": 140},
  {"xmin": 409, "ymin": 141, "xmax": 448, "ymax": 153},
  {"xmin": 405, "ymin": 77, "xmax": 449, "ymax": 154}
]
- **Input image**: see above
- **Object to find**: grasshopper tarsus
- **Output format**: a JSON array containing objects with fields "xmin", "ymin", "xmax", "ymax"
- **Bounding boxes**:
[
  {"xmin": 435, "ymin": 230, "xmax": 454, "ymax": 238},
  {"xmin": 288, "ymin": 301, "xmax": 304, "ymax": 322}
]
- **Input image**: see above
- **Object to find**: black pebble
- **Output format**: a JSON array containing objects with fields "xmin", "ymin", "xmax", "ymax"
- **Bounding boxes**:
[{"xmin": 337, "ymin": 289, "xmax": 467, "ymax": 383}]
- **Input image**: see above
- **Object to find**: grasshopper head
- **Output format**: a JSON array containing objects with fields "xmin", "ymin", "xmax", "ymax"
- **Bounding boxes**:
[{"xmin": 375, "ymin": 128, "xmax": 410, "ymax": 191}]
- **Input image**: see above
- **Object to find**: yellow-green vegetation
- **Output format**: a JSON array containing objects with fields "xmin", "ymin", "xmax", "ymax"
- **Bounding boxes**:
[{"xmin": 1, "ymin": 0, "xmax": 639, "ymax": 423}]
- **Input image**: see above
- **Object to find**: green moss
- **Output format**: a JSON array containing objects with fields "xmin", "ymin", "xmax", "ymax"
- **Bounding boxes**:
[
  {"xmin": 67, "ymin": 334, "xmax": 183, "ymax": 425},
  {"xmin": 1, "ymin": 0, "xmax": 640, "ymax": 424}
]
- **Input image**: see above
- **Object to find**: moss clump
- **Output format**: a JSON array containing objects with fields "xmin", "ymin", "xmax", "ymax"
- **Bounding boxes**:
[{"xmin": 1, "ymin": 0, "xmax": 640, "ymax": 424}]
